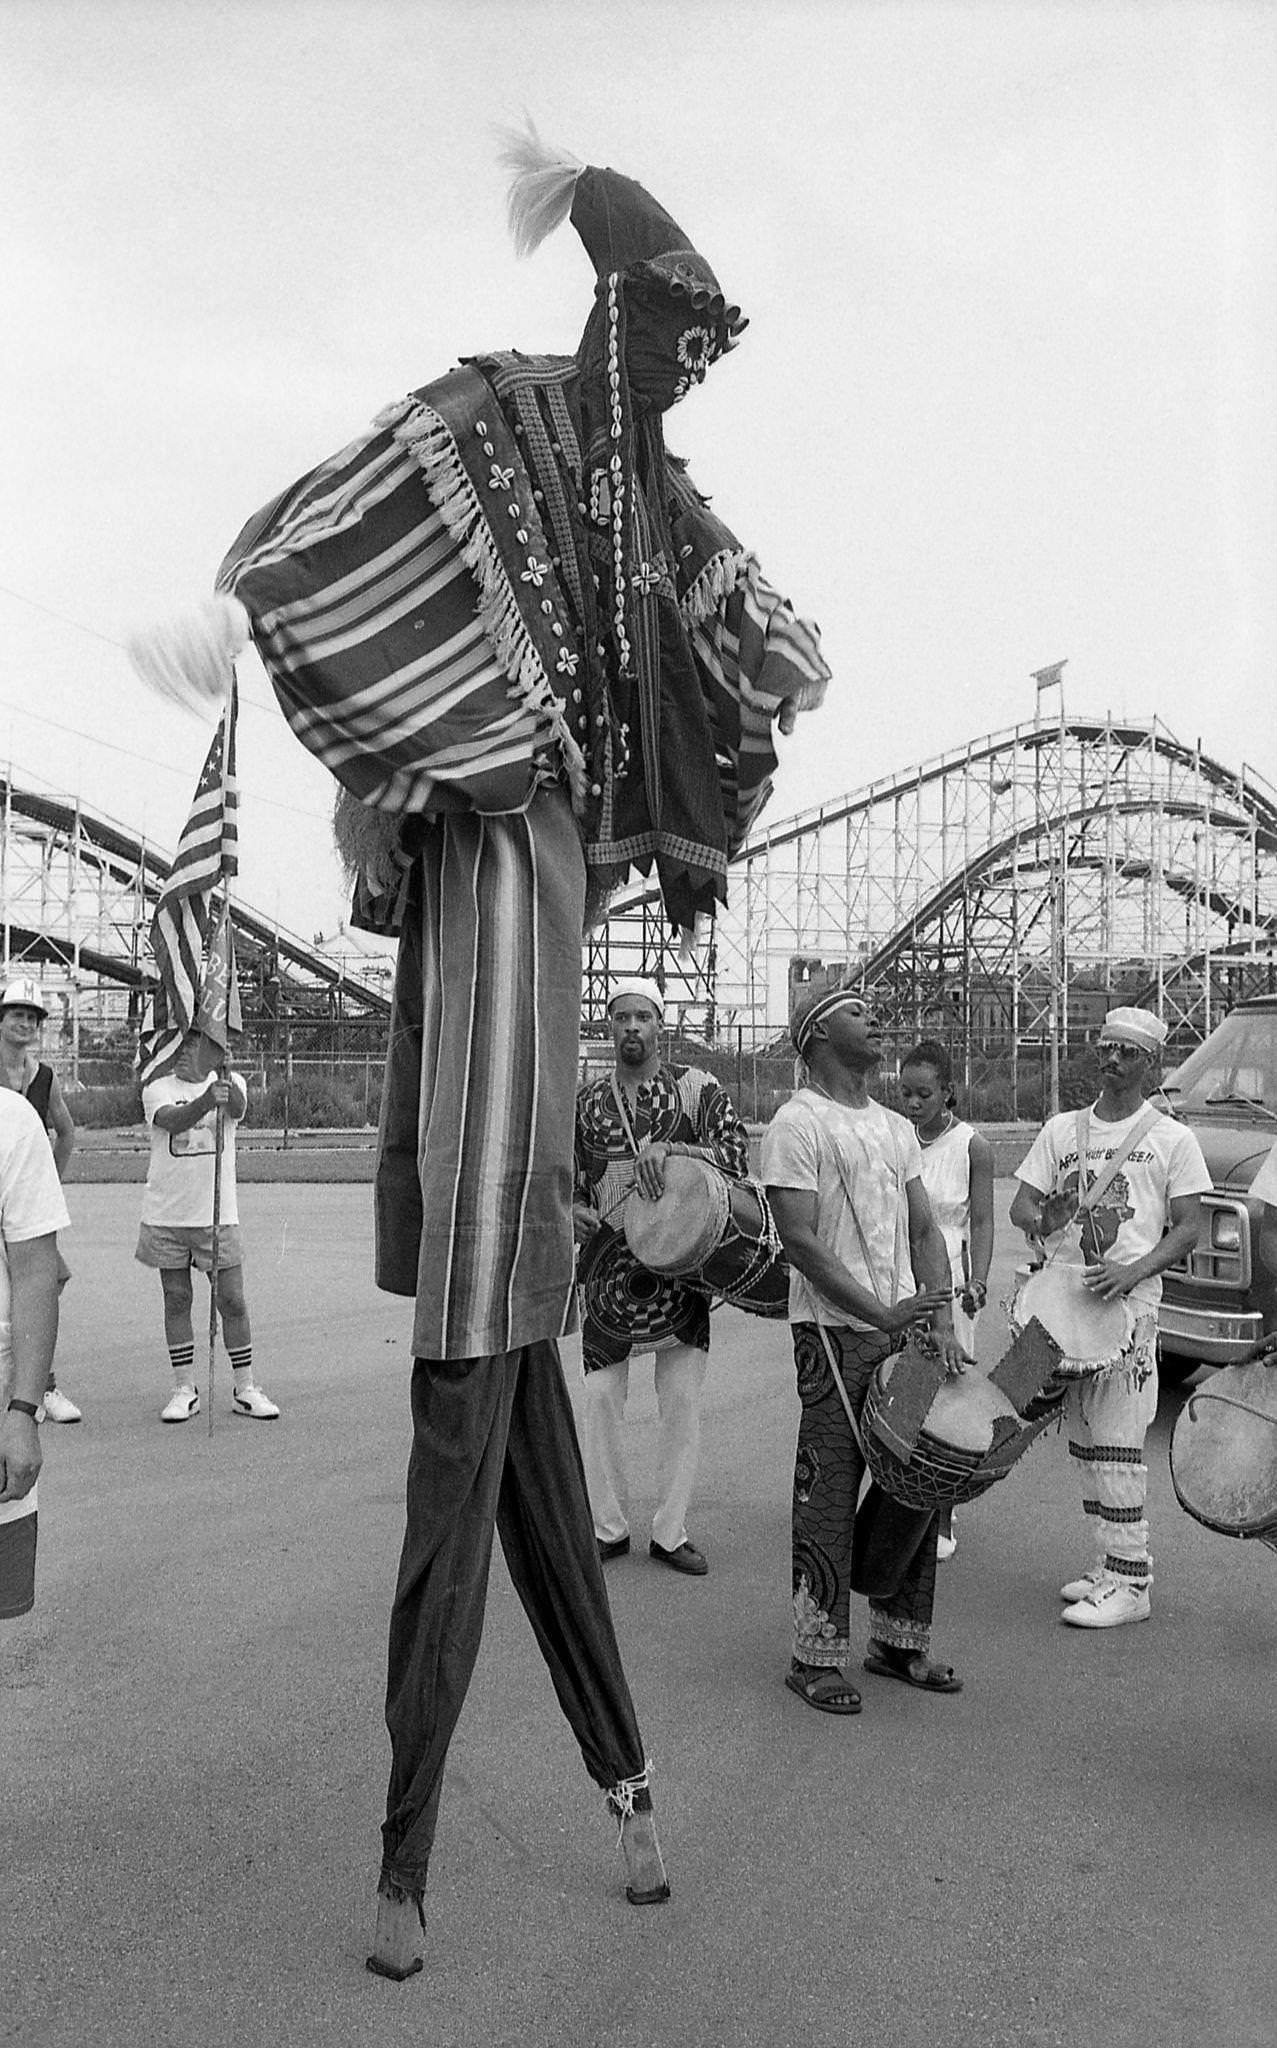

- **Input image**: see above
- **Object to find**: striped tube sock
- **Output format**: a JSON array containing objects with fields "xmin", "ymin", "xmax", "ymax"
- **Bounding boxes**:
[
  {"xmin": 169, "ymin": 1342, "xmax": 196, "ymax": 1389},
  {"xmin": 228, "ymin": 1345, "xmax": 254, "ymax": 1393}
]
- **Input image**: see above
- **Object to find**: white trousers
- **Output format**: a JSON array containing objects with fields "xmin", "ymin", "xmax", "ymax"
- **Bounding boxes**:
[
  {"xmin": 1065, "ymin": 1330, "xmax": 1159, "ymax": 1586},
  {"xmin": 580, "ymin": 1341, "xmax": 708, "ymax": 1552}
]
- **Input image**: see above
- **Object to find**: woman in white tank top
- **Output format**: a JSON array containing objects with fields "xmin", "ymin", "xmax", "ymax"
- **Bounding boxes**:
[{"xmin": 899, "ymin": 1040, "xmax": 995, "ymax": 1558}]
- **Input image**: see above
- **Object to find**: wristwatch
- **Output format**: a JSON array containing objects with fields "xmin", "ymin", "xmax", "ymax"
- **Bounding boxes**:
[{"xmin": 6, "ymin": 1398, "xmax": 39, "ymax": 1419}]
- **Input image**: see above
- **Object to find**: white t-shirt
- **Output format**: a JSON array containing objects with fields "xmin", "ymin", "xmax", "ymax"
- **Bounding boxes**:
[
  {"xmin": 1015, "ymin": 1102, "xmax": 1211, "ymax": 1310},
  {"xmin": 1, "ymin": 1091, "xmax": 71, "ymax": 1526},
  {"xmin": 1249, "ymin": 1142, "xmax": 1277, "ymax": 1208},
  {"xmin": 761, "ymin": 1089, "xmax": 923, "ymax": 1329},
  {"xmin": 140, "ymin": 1073, "xmax": 244, "ymax": 1228}
]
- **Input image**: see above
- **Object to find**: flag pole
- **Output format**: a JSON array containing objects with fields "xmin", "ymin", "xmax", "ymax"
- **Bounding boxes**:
[
  {"xmin": 205, "ymin": 667, "xmax": 239, "ymax": 1439},
  {"xmin": 207, "ymin": 1081, "xmax": 224, "ymax": 1438}
]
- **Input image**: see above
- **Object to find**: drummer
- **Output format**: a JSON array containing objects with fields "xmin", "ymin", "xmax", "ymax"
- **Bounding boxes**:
[
  {"xmin": 1010, "ymin": 1007, "xmax": 1211, "ymax": 1628},
  {"xmin": 762, "ymin": 984, "xmax": 968, "ymax": 1713},
  {"xmin": 573, "ymin": 979, "xmax": 751, "ymax": 1577}
]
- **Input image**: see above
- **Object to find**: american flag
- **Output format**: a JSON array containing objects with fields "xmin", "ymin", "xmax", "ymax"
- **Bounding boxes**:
[{"xmin": 139, "ymin": 687, "xmax": 242, "ymax": 1084}]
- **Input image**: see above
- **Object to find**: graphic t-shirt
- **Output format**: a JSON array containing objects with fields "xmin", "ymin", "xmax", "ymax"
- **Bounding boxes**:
[
  {"xmin": 761, "ymin": 1090, "xmax": 922, "ymax": 1329},
  {"xmin": 1015, "ymin": 1103, "xmax": 1211, "ymax": 1310},
  {"xmin": 140, "ymin": 1073, "xmax": 244, "ymax": 1228},
  {"xmin": 0, "ymin": 1091, "xmax": 71, "ymax": 1526}
]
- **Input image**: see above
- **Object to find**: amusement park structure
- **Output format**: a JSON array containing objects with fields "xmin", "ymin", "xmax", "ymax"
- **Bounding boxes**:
[
  {"xmin": 585, "ymin": 712, "xmax": 1277, "ymax": 1091},
  {"xmin": 6, "ymin": 712, "xmax": 1277, "ymax": 1100},
  {"xmin": 0, "ymin": 777, "xmax": 390, "ymax": 1075}
]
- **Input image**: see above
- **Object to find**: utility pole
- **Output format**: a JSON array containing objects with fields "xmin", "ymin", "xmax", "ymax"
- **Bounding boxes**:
[{"xmin": 1032, "ymin": 661, "xmax": 1069, "ymax": 1114}]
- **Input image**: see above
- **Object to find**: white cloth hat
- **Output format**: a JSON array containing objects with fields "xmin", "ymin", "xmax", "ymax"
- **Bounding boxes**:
[
  {"xmin": 1099, "ymin": 1006, "xmax": 1168, "ymax": 1054},
  {"xmin": 607, "ymin": 977, "xmax": 665, "ymax": 1019},
  {"xmin": 0, "ymin": 977, "xmax": 48, "ymax": 1019}
]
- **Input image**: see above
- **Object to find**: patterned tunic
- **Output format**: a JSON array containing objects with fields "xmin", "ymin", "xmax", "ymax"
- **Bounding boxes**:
[
  {"xmin": 375, "ymin": 787, "xmax": 582, "ymax": 1360},
  {"xmin": 574, "ymin": 1063, "xmax": 750, "ymax": 1371}
]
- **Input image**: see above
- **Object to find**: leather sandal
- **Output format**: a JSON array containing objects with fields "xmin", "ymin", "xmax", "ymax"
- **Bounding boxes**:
[
  {"xmin": 784, "ymin": 1661, "xmax": 862, "ymax": 1715},
  {"xmin": 863, "ymin": 1643, "xmax": 962, "ymax": 1693}
]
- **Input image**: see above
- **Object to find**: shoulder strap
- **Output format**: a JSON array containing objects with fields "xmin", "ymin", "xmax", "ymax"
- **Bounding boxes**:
[
  {"xmin": 1075, "ymin": 1103, "xmax": 1160, "ymax": 1212},
  {"xmin": 609, "ymin": 1076, "xmax": 641, "ymax": 1158},
  {"xmin": 818, "ymin": 1110, "xmax": 891, "ymax": 1302}
]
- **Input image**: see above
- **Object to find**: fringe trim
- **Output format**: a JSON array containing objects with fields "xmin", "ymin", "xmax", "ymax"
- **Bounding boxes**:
[
  {"xmin": 680, "ymin": 547, "xmax": 749, "ymax": 628},
  {"xmin": 605, "ymin": 1758, "xmax": 654, "ymax": 1838},
  {"xmin": 391, "ymin": 401, "xmax": 588, "ymax": 812}
]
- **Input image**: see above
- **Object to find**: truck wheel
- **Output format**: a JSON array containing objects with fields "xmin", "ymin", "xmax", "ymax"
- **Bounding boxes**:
[{"xmin": 1157, "ymin": 1352, "xmax": 1204, "ymax": 1390}]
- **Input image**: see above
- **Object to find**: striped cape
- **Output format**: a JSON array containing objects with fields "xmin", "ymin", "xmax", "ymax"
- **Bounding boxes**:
[
  {"xmin": 215, "ymin": 359, "xmax": 830, "ymax": 927},
  {"xmin": 216, "ymin": 368, "xmax": 582, "ymax": 821}
]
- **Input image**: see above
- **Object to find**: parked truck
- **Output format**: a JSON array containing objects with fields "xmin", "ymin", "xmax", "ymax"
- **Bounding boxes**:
[{"xmin": 1157, "ymin": 995, "xmax": 1277, "ymax": 1384}]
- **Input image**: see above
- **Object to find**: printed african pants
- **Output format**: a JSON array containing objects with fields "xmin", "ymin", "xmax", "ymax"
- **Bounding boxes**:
[
  {"xmin": 380, "ymin": 1339, "xmax": 649, "ymax": 1898},
  {"xmin": 1065, "ymin": 1315, "xmax": 1159, "ymax": 1586},
  {"xmin": 790, "ymin": 1323, "xmax": 939, "ymax": 1666}
]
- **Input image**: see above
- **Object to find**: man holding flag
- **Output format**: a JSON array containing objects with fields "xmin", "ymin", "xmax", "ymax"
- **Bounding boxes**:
[{"xmin": 134, "ymin": 693, "xmax": 279, "ymax": 1423}]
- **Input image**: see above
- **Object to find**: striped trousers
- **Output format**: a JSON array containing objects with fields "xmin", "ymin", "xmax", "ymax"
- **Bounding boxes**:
[{"xmin": 1065, "ymin": 1317, "xmax": 1159, "ymax": 1585}]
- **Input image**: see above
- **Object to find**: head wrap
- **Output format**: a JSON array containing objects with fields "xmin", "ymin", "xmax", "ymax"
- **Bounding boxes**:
[
  {"xmin": 1099, "ymin": 1007, "xmax": 1168, "ymax": 1054},
  {"xmin": 0, "ymin": 977, "xmax": 49, "ymax": 1019},
  {"xmin": 789, "ymin": 984, "xmax": 868, "ymax": 1057},
  {"xmin": 607, "ymin": 977, "xmax": 665, "ymax": 1020}
]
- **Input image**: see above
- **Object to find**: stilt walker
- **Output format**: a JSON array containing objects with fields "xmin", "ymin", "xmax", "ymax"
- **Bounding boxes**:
[{"xmin": 128, "ymin": 120, "xmax": 832, "ymax": 1985}]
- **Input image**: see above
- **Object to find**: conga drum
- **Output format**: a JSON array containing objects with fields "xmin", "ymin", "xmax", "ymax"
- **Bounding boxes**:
[
  {"xmin": 1169, "ymin": 1360, "xmax": 1277, "ymax": 1549},
  {"xmin": 623, "ymin": 1155, "xmax": 789, "ymax": 1318}
]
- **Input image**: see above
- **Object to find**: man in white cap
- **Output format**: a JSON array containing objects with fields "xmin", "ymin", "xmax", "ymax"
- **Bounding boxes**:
[
  {"xmin": 1011, "ymin": 1006, "xmax": 1211, "ymax": 1627},
  {"xmin": 573, "ymin": 979, "xmax": 751, "ymax": 1576},
  {"xmin": 0, "ymin": 979, "xmax": 80, "ymax": 1424}
]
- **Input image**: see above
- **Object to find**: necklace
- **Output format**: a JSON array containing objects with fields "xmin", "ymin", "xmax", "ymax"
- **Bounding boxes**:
[
  {"xmin": 807, "ymin": 1078, "xmax": 868, "ymax": 1110},
  {"xmin": 917, "ymin": 1111, "xmax": 955, "ymax": 1149}
]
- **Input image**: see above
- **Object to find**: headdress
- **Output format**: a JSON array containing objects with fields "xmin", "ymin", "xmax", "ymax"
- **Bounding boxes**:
[
  {"xmin": 607, "ymin": 977, "xmax": 665, "ymax": 1020},
  {"xmin": 495, "ymin": 123, "xmax": 753, "ymax": 935},
  {"xmin": 1099, "ymin": 1007, "xmax": 1168, "ymax": 1054}
]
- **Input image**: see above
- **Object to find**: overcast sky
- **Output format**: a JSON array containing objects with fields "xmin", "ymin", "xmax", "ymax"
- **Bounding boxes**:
[{"xmin": 2, "ymin": 0, "xmax": 1274, "ymax": 950}]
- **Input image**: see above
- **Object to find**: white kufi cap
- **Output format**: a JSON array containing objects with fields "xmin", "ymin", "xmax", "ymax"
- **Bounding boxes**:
[{"xmin": 1099, "ymin": 1006, "xmax": 1168, "ymax": 1053}]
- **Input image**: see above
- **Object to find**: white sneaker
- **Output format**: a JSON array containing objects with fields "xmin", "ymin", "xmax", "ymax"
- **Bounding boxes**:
[
  {"xmin": 1060, "ymin": 1576, "xmax": 1150, "ymax": 1629},
  {"xmin": 232, "ymin": 1384, "xmax": 280, "ymax": 1420},
  {"xmin": 936, "ymin": 1529, "xmax": 957, "ymax": 1562},
  {"xmin": 1060, "ymin": 1567, "xmax": 1107, "ymax": 1603},
  {"xmin": 160, "ymin": 1385, "xmax": 200, "ymax": 1424},
  {"xmin": 41, "ymin": 1387, "xmax": 82, "ymax": 1424}
]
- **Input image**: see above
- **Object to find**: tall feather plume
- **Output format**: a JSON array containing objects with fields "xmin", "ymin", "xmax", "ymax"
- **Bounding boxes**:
[{"xmin": 493, "ymin": 117, "xmax": 583, "ymax": 258}]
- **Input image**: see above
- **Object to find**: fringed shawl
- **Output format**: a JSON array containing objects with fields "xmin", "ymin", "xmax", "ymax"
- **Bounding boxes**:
[{"xmin": 217, "ymin": 354, "xmax": 829, "ymax": 937}]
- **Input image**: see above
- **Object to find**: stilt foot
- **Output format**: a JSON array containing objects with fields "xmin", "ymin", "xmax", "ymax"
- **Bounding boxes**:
[
  {"xmin": 366, "ymin": 1886, "xmax": 424, "ymax": 1979},
  {"xmin": 621, "ymin": 1809, "xmax": 670, "ymax": 1905}
]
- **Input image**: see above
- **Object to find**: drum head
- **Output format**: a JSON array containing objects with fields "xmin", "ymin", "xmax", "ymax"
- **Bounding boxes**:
[
  {"xmin": 925, "ymin": 1374, "xmax": 1021, "ymax": 1455},
  {"xmin": 1015, "ymin": 1264, "xmax": 1130, "ymax": 1370},
  {"xmin": 624, "ymin": 1155, "xmax": 724, "ymax": 1275},
  {"xmin": 1170, "ymin": 1363, "xmax": 1277, "ymax": 1538}
]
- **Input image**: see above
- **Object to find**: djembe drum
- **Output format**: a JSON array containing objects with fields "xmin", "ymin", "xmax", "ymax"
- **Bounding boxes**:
[
  {"xmin": 623, "ymin": 1155, "xmax": 789, "ymax": 1318},
  {"xmin": 1008, "ymin": 1262, "xmax": 1133, "ymax": 1418}
]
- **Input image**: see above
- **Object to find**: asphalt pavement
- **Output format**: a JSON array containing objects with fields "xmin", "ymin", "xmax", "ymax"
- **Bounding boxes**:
[{"xmin": 2, "ymin": 1183, "xmax": 1273, "ymax": 2048}]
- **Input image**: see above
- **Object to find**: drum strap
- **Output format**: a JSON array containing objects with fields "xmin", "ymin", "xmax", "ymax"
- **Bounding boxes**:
[
  {"xmin": 1073, "ymin": 1104, "xmax": 1160, "ymax": 1214},
  {"xmin": 815, "ymin": 1323, "xmax": 873, "ymax": 1461},
  {"xmin": 610, "ymin": 1078, "xmax": 642, "ymax": 1158}
]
